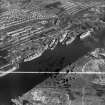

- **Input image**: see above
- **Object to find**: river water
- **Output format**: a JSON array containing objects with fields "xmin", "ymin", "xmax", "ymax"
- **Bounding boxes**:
[{"xmin": 0, "ymin": 38, "xmax": 90, "ymax": 105}]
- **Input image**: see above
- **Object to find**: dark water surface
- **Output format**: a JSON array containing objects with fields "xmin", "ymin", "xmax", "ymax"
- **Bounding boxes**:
[
  {"xmin": 0, "ymin": 38, "xmax": 90, "ymax": 105},
  {"xmin": 19, "ymin": 38, "xmax": 89, "ymax": 72},
  {"xmin": 0, "ymin": 73, "xmax": 49, "ymax": 105}
]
